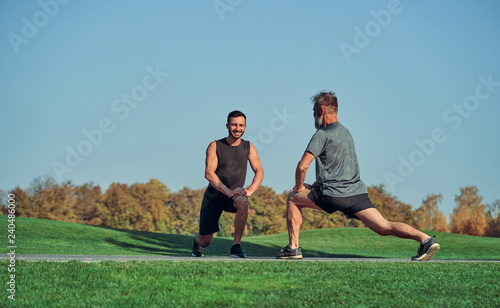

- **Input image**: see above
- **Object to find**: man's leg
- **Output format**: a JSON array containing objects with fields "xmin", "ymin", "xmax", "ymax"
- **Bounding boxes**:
[
  {"xmin": 192, "ymin": 233, "xmax": 213, "ymax": 257},
  {"xmin": 193, "ymin": 195, "xmax": 218, "ymax": 256},
  {"xmin": 232, "ymin": 195, "xmax": 249, "ymax": 245},
  {"xmin": 354, "ymin": 208, "xmax": 429, "ymax": 243},
  {"xmin": 287, "ymin": 189, "xmax": 323, "ymax": 249},
  {"xmin": 195, "ymin": 233, "xmax": 214, "ymax": 247}
]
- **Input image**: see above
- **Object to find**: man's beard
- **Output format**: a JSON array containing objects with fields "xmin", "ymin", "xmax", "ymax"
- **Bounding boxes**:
[
  {"xmin": 228, "ymin": 128, "xmax": 244, "ymax": 139},
  {"xmin": 314, "ymin": 116, "xmax": 323, "ymax": 129}
]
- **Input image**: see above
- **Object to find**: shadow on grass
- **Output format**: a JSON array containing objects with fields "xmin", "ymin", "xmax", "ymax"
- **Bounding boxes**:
[
  {"xmin": 301, "ymin": 250, "xmax": 383, "ymax": 259},
  {"xmin": 97, "ymin": 226, "xmax": 380, "ymax": 259}
]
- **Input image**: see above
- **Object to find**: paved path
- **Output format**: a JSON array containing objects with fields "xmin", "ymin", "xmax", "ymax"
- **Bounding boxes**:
[{"xmin": 2, "ymin": 254, "xmax": 499, "ymax": 263}]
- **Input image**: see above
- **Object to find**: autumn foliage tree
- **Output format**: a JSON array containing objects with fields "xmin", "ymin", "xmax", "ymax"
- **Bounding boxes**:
[
  {"xmin": 367, "ymin": 185, "xmax": 414, "ymax": 226},
  {"xmin": 9, "ymin": 176, "xmax": 500, "ymax": 237},
  {"xmin": 169, "ymin": 187, "xmax": 204, "ymax": 235},
  {"xmin": 449, "ymin": 186, "xmax": 488, "ymax": 236},
  {"xmin": 128, "ymin": 179, "xmax": 172, "ymax": 232},
  {"xmin": 8, "ymin": 186, "xmax": 32, "ymax": 217},
  {"xmin": 246, "ymin": 186, "xmax": 288, "ymax": 235},
  {"xmin": 414, "ymin": 194, "xmax": 449, "ymax": 232},
  {"xmin": 73, "ymin": 183, "xmax": 103, "ymax": 225},
  {"xmin": 14, "ymin": 176, "xmax": 77, "ymax": 222}
]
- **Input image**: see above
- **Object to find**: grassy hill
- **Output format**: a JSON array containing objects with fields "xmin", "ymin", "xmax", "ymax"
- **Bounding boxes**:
[
  {"xmin": 3, "ymin": 216, "xmax": 499, "ymax": 259},
  {"xmin": 2, "ymin": 216, "xmax": 499, "ymax": 307}
]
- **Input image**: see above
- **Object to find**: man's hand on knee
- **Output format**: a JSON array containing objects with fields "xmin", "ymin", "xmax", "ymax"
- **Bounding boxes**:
[
  {"xmin": 230, "ymin": 187, "xmax": 247, "ymax": 199},
  {"xmin": 293, "ymin": 183, "xmax": 311, "ymax": 193}
]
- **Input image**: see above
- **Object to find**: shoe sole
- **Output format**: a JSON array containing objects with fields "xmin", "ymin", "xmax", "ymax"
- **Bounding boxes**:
[
  {"xmin": 276, "ymin": 255, "xmax": 303, "ymax": 259},
  {"xmin": 413, "ymin": 243, "xmax": 440, "ymax": 261},
  {"xmin": 230, "ymin": 254, "xmax": 247, "ymax": 258},
  {"xmin": 192, "ymin": 253, "xmax": 204, "ymax": 257}
]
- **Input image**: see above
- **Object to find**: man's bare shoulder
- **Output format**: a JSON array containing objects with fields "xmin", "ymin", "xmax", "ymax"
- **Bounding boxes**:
[
  {"xmin": 248, "ymin": 142, "xmax": 262, "ymax": 158},
  {"xmin": 206, "ymin": 140, "xmax": 217, "ymax": 152},
  {"xmin": 248, "ymin": 141, "xmax": 257, "ymax": 151}
]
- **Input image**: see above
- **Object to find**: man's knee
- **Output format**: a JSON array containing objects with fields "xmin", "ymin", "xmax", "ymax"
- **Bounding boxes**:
[
  {"xmin": 357, "ymin": 214, "xmax": 391, "ymax": 236},
  {"xmin": 233, "ymin": 196, "xmax": 249, "ymax": 212},
  {"xmin": 287, "ymin": 191, "xmax": 302, "ymax": 206},
  {"xmin": 198, "ymin": 234, "xmax": 213, "ymax": 247},
  {"xmin": 369, "ymin": 221, "xmax": 395, "ymax": 236},
  {"xmin": 374, "ymin": 225, "xmax": 392, "ymax": 236}
]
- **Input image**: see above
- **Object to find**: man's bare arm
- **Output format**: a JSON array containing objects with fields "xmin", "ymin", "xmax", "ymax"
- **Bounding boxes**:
[
  {"xmin": 293, "ymin": 151, "xmax": 315, "ymax": 193},
  {"xmin": 244, "ymin": 142, "xmax": 264, "ymax": 197}
]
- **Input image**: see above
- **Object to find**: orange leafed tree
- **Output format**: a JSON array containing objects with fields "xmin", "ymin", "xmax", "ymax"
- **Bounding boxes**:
[
  {"xmin": 367, "ymin": 185, "xmax": 414, "ymax": 226},
  {"xmin": 449, "ymin": 186, "xmax": 488, "ymax": 236},
  {"xmin": 414, "ymin": 194, "xmax": 449, "ymax": 232}
]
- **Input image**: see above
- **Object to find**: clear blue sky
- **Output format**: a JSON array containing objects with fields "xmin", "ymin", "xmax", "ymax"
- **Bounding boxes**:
[{"xmin": 1, "ymin": 0, "xmax": 499, "ymax": 220}]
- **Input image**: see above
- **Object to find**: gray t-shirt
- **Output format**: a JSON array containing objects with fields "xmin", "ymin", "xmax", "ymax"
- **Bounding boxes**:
[{"xmin": 305, "ymin": 122, "xmax": 367, "ymax": 197}]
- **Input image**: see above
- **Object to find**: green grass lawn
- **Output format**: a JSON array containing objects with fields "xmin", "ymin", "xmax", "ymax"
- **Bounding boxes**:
[
  {"xmin": 1, "ymin": 216, "xmax": 499, "ymax": 307},
  {"xmin": 4, "ymin": 216, "xmax": 500, "ymax": 259},
  {"xmin": 4, "ymin": 261, "xmax": 500, "ymax": 307}
]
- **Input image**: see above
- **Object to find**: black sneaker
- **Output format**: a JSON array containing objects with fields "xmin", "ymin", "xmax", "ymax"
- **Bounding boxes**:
[
  {"xmin": 230, "ymin": 244, "xmax": 247, "ymax": 258},
  {"xmin": 412, "ymin": 236, "xmax": 440, "ymax": 261},
  {"xmin": 192, "ymin": 239, "xmax": 204, "ymax": 257},
  {"xmin": 276, "ymin": 245, "xmax": 303, "ymax": 259}
]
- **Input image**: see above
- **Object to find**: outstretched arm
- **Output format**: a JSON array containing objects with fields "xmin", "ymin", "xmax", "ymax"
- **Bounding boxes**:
[
  {"xmin": 244, "ymin": 142, "xmax": 264, "ymax": 197},
  {"xmin": 293, "ymin": 151, "xmax": 315, "ymax": 193}
]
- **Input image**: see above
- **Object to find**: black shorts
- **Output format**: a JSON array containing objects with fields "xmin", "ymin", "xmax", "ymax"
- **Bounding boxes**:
[
  {"xmin": 307, "ymin": 186, "xmax": 374, "ymax": 219},
  {"xmin": 199, "ymin": 193, "xmax": 238, "ymax": 235}
]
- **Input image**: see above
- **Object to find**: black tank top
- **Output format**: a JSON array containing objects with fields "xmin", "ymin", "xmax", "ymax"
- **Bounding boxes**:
[{"xmin": 206, "ymin": 138, "xmax": 250, "ymax": 199}]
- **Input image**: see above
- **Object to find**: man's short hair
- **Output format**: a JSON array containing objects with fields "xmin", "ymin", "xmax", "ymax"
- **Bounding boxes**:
[
  {"xmin": 312, "ymin": 91, "xmax": 338, "ymax": 114},
  {"xmin": 227, "ymin": 110, "xmax": 246, "ymax": 124}
]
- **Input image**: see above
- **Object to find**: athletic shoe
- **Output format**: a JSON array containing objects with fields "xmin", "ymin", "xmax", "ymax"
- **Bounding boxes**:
[
  {"xmin": 275, "ymin": 245, "xmax": 303, "ymax": 259},
  {"xmin": 192, "ymin": 239, "xmax": 204, "ymax": 257},
  {"xmin": 230, "ymin": 244, "xmax": 247, "ymax": 258},
  {"xmin": 411, "ymin": 236, "xmax": 440, "ymax": 261}
]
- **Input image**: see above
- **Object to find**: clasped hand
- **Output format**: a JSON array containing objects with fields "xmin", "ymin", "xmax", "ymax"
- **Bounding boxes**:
[
  {"xmin": 293, "ymin": 183, "xmax": 311, "ymax": 193},
  {"xmin": 230, "ymin": 187, "xmax": 250, "ymax": 199}
]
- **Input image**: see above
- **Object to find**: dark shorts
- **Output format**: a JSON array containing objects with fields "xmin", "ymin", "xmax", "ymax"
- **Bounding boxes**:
[
  {"xmin": 199, "ymin": 194, "xmax": 238, "ymax": 235},
  {"xmin": 307, "ymin": 186, "xmax": 374, "ymax": 219}
]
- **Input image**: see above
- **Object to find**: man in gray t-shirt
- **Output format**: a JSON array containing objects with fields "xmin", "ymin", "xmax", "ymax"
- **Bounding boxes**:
[
  {"xmin": 305, "ymin": 121, "xmax": 367, "ymax": 197},
  {"xmin": 276, "ymin": 91, "xmax": 440, "ymax": 261}
]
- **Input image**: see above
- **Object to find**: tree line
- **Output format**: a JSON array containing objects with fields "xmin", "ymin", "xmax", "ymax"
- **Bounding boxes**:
[{"xmin": 1, "ymin": 176, "xmax": 499, "ymax": 237}]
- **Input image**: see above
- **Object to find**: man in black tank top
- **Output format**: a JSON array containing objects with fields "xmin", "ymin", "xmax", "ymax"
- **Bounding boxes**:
[{"xmin": 192, "ymin": 110, "xmax": 264, "ymax": 258}]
